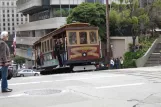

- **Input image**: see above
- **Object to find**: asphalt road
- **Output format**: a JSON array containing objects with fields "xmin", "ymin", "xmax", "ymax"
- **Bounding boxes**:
[{"xmin": 0, "ymin": 66, "xmax": 161, "ymax": 107}]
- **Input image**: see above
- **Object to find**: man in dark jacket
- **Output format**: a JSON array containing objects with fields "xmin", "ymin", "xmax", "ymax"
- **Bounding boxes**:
[{"xmin": 0, "ymin": 31, "xmax": 12, "ymax": 93}]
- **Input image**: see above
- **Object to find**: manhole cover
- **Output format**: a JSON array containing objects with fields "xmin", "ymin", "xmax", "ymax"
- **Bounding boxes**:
[{"xmin": 24, "ymin": 89, "xmax": 62, "ymax": 95}]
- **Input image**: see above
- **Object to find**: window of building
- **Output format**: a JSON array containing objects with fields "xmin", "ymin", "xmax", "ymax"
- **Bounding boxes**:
[
  {"xmin": 8, "ymin": 23, "xmax": 10, "ymax": 26},
  {"xmin": 3, "ymin": 28, "xmax": 5, "ymax": 31},
  {"xmin": 3, "ymin": 14, "xmax": 5, "ymax": 17},
  {"xmin": 3, "ymin": 19, "xmax": 5, "ymax": 21},
  {"xmin": 17, "ymin": 23, "xmax": 19, "ymax": 25},
  {"xmin": 17, "ymin": 18, "xmax": 19, "ymax": 21},
  {"xmin": 12, "ymin": 10, "xmax": 14, "ymax": 13},
  {"xmin": 7, "ymin": 10, "xmax": 9, "ymax": 13},
  {"xmin": 16, "ymin": 14, "xmax": 19, "ymax": 17},
  {"xmin": 21, "ymin": 18, "xmax": 23, "ymax": 21},
  {"xmin": 8, "ymin": 27, "xmax": 10, "ymax": 30},
  {"xmin": 11, "ymin": 2, "xmax": 14, "ymax": 6},
  {"xmin": 2, "ymin": 2, "xmax": 4, "ymax": 5},
  {"xmin": 8, "ymin": 14, "xmax": 10, "ymax": 17},
  {"xmin": 12, "ymin": 19, "xmax": 14, "ymax": 21},
  {"xmin": 8, "ymin": 19, "xmax": 10, "ymax": 21},
  {"xmin": 12, "ymin": 14, "xmax": 14, "ymax": 17},
  {"xmin": 12, "ymin": 23, "xmax": 14, "ymax": 26},
  {"xmin": 13, "ymin": 27, "xmax": 14, "ymax": 30},
  {"xmin": 3, "ymin": 10, "xmax": 5, "ymax": 13},
  {"xmin": 3, "ymin": 23, "xmax": 5, "ymax": 26},
  {"xmin": 7, "ymin": 2, "xmax": 9, "ymax": 6}
]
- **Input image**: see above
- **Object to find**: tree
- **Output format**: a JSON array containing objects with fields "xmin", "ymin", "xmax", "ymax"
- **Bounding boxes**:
[
  {"xmin": 13, "ymin": 56, "xmax": 25, "ymax": 66},
  {"xmin": 145, "ymin": 0, "xmax": 161, "ymax": 36},
  {"xmin": 67, "ymin": 3, "xmax": 106, "ymax": 41},
  {"xmin": 110, "ymin": 0, "xmax": 149, "ymax": 52}
]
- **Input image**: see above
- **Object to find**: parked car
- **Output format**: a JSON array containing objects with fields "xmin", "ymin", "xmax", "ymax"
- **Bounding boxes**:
[
  {"xmin": 0, "ymin": 66, "xmax": 13, "ymax": 80},
  {"xmin": 16, "ymin": 69, "xmax": 40, "ymax": 77}
]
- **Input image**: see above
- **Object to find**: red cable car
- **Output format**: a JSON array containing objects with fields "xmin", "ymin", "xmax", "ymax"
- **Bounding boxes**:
[{"xmin": 34, "ymin": 23, "xmax": 102, "ymax": 74}]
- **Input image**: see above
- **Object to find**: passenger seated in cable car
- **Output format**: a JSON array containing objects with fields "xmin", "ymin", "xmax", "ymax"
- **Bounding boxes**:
[
  {"xmin": 80, "ymin": 33, "xmax": 87, "ymax": 44},
  {"xmin": 69, "ymin": 34, "xmax": 77, "ymax": 45},
  {"xmin": 90, "ymin": 32, "xmax": 97, "ymax": 44}
]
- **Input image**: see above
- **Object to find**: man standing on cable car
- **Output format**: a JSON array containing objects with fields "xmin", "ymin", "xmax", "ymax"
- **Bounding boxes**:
[{"xmin": 54, "ymin": 39, "xmax": 63, "ymax": 67}]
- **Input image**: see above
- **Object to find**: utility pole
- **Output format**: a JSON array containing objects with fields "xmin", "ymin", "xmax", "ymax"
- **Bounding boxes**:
[{"xmin": 105, "ymin": 0, "xmax": 110, "ymax": 64}]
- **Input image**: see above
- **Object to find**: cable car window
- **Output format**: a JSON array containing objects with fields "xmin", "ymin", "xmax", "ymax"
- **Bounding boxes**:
[
  {"xmin": 50, "ymin": 39, "xmax": 52, "ymax": 50},
  {"xmin": 79, "ymin": 32, "xmax": 87, "ymax": 44},
  {"xmin": 69, "ymin": 32, "xmax": 77, "ymax": 45},
  {"xmin": 42, "ymin": 42, "xmax": 45, "ymax": 52},
  {"xmin": 42, "ymin": 42, "xmax": 44, "ymax": 53},
  {"xmin": 47, "ymin": 40, "xmax": 50, "ymax": 51},
  {"xmin": 89, "ymin": 31, "xmax": 97, "ymax": 44},
  {"xmin": 45, "ymin": 41, "xmax": 47, "ymax": 52}
]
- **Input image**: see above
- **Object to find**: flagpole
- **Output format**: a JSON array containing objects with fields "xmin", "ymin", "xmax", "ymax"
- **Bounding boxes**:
[{"xmin": 13, "ymin": 31, "xmax": 16, "ymax": 57}]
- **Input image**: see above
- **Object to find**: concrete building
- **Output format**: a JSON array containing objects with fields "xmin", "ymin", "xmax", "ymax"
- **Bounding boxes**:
[
  {"xmin": 0, "ymin": 0, "xmax": 29, "ymax": 55},
  {"xmin": 0, "ymin": 0, "xmax": 29, "ymax": 36}
]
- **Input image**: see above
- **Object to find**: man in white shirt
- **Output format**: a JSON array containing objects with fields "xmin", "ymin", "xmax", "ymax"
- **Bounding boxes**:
[{"xmin": 110, "ymin": 58, "xmax": 114, "ymax": 69}]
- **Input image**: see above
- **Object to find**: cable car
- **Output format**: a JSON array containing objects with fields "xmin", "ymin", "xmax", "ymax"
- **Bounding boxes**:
[{"xmin": 34, "ymin": 23, "xmax": 101, "ymax": 74}]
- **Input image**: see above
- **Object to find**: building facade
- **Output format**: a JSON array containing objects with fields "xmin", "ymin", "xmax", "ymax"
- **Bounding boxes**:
[
  {"xmin": 0, "ymin": 0, "xmax": 29, "ymax": 35},
  {"xmin": 0, "ymin": 0, "xmax": 29, "ymax": 54}
]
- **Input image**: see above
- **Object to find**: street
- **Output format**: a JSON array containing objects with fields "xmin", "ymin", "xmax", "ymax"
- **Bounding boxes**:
[{"xmin": 0, "ymin": 67, "xmax": 161, "ymax": 107}]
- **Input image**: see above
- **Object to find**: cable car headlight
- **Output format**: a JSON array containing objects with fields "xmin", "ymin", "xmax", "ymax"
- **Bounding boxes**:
[{"xmin": 82, "ymin": 52, "xmax": 87, "ymax": 57}]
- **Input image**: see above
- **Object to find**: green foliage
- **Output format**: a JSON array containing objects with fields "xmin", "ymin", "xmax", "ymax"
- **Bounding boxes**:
[
  {"xmin": 145, "ymin": 0, "xmax": 161, "ymax": 31},
  {"xmin": 123, "ymin": 36, "xmax": 157, "ymax": 68},
  {"xmin": 13, "ymin": 56, "xmax": 25, "ymax": 65},
  {"xmin": 54, "ymin": 9, "xmax": 69, "ymax": 17},
  {"xmin": 109, "ymin": 0, "xmax": 150, "ymax": 36},
  {"xmin": 123, "ymin": 59, "xmax": 136, "ymax": 68},
  {"xmin": 67, "ymin": 3, "xmax": 106, "ymax": 41}
]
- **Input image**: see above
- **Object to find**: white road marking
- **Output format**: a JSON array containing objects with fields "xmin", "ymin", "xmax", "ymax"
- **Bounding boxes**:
[
  {"xmin": 9, "ymin": 75, "xmax": 125, "ymax": 86},
  {"xmin": 95, "ymin": 83, "xmax": 145, "ymax": 89},
  {"xmin": 21, "ymin": 76, "xmax": 42, "ymax": 80},
  {"xmin": 55, "ymin": 75, "xmax": 125, "ymax": 82},
  {"xmin": 7, "ymin": 94, "xmax": 27, "ymax": 98},
  {"xmin": 0, "ymin": 94, "xmax": 27, "ymax": 99},
  {"xmin": 9, "ymin": 81, "xmax": 53, "ymax": 86}
]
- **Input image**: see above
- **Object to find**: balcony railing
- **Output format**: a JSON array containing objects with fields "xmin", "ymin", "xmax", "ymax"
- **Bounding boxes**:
[
  {"xmin": 16, "ymin": 37, "xmax": 41, "ymax": 45},
  {"xmin": 50, "ymin": 0, "xmax": 85, "ymax": 5},
  {"xmin": 16, "ymin": 17, "xmax": 66, "ymax": 31}
]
